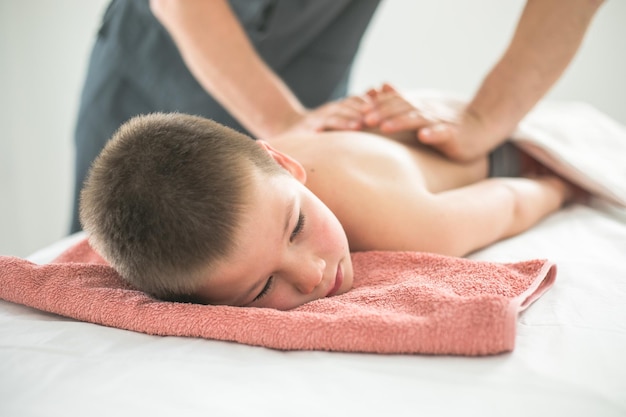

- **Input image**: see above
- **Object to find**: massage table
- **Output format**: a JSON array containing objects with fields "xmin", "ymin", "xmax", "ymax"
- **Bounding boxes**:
[{"xmin": 1, "ymin": 95, "xmax": 625, "ymax": 416}]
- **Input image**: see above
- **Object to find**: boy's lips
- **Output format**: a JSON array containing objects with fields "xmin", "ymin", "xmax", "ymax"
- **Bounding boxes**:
[{"xmin": 326, "ymin": 264, "xmax": 343, "ymax": 297}]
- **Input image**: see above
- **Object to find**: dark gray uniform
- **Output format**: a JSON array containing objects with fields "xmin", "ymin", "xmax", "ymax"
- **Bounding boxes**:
[{"xmin": 71, "ymin": 0, "xmax": 380, "ymax": 233}]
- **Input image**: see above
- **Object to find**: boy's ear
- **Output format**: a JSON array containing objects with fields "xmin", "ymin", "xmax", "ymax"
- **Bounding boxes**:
[{"xmin": 256, "ymin": 141, "xmax": 307, "ymax": 183}]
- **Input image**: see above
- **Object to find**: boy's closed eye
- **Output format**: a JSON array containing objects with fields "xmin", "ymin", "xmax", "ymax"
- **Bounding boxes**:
[
  {"xmin": 251, "ymin": 212, "xmax": 307, "ymax": 304},
  {"xmin": 290, "ymin": 212, "xmax": 306, "ymax": 242},
  {"xmin": 252, "ymin": 275, "xmax": 274, "ymax": 303}
]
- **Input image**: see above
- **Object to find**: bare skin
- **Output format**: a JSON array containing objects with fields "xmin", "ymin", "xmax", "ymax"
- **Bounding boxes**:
[
  {"xmin": 193, "ymin": 85, "xmax": 577, "ymax": 309},
  {"xmin": 195, "ymin": 129, "xmax": 573, "ymax": 309},
  {"xmin": 270, "ymin": 129, "xmax": 571, "ymax": 257}
]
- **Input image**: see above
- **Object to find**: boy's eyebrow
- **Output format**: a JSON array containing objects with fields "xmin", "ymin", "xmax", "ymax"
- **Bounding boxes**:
[{"xmin": 239, "ymin": 197, "xmax": 296, "ymax": 307}]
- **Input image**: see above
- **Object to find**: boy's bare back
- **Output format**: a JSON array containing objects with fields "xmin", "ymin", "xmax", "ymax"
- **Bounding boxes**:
[
  {"xmin": 270, "ymin": 129, "xmax": 568, "ymax": 256},
  {"xmin": 272, "ymin": 131, "xmax": 488, "ymax": 251}
]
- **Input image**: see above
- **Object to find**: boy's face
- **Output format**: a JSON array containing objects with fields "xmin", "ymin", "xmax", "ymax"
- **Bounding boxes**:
[{"xmin": 196, "ymin": 142, "xmax": 353, "ymax": 310}]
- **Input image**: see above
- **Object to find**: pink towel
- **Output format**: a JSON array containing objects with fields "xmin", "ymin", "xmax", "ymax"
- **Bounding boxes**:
[{"xmin": 0, "ymin": 238, "xmax": 556, "ymax": 355}]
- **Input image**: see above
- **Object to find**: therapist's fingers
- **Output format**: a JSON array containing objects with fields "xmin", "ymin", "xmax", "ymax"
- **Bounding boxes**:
[
  {"xmin": 323, "ymin": 116, "xmax": 361, "ymax": 130},
  {"xmin": 419, "ymin": 123, "xmax": 457, "ymax": 145},
  {"xmin": 367, "ymin": 82, "xmax": 399, "ymax": 98},
  {"xmin": 339, "ymin": 95, "xmax": 372, "ymax": 114},
  {"xmin": 365, "ymin": 98, "xmax": 430, "ymax": 130},
  {"xmin": 365, "ymin": 87, "xmax": 380, "ymax": 101},
  {"xmin": 363, "ymin": 84, "xmax": 427, "ymax": 129},
  {"xmin": 298, "ymin": 98, "xmax": 365, "ymax": 132},
  {"xmin": 323, "ymin": 107, "xmax": 365, "ymax": 130},
  {"xmin": 363, "ymin": 100, "xmax": 405, "ymax": 127},
  {"xmin": 380, "ymin": 82, "xmax": 398, "ymax": 94},
  {"xmin": 323, "ymin": 96, "xmax": 374, "ymax": 130},
  {"xmin": 416, "ymin": 122, "xmax": 468, "ymax": 161},
  {"xmin": 378, "ymin": 111, "xmax": 432, "ymax": 133},
  {"xmin": 418, "ymin": 110, "xmax": 493, "ymax": 162}
]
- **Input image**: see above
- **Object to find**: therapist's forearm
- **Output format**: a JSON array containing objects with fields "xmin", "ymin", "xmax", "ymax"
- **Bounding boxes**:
[
  {"xmin": 467, "ymin": 0, "xmax": 603, "ymax": 149},
  {"xmin": 150, "ymin": 0, "xmax": 306, "ymax": 140}
]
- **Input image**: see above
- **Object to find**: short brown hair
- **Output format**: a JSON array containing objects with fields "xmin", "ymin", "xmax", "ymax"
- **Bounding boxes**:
[{"xmin": 80, "ymin": 113, "xmax": 283, "ymax": 302}]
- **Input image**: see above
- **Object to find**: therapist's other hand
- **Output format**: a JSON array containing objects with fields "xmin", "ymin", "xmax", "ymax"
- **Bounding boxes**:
[
  {"xmin": 416, "ymin": 108, "xmax": 494, "ymax": 162},
  {"xmin": 280, "ymin": 96, "xmax": 370, "ymax": 137},
  {"xmin": 363, "ymin": 83, "xmax": 433, "ymax": 133},
  {"xmin": 364, "ymin": 83, "xmax": 501, "ymax": 162}
]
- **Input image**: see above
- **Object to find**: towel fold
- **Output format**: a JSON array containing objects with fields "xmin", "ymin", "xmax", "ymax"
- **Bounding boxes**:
[{"xmin": 0, "ymin": 238, "xmax": 555, "ymax": 355}]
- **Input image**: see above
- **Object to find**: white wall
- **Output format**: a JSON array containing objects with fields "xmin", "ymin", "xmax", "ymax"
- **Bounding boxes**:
[
  {"xmin": 1, "ymin": 0, "xmax": 624, "ymax": 257},
  {"xmin": 0, "ymin": 0, "xmax": 110, "ymax": 257},
  {"xmin": 350, "ymin": 0, "xmax": 626, "ymax": 121}
]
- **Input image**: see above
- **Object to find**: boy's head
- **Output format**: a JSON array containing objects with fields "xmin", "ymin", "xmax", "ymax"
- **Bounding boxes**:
[
  {"xmin": 80, "ymin": 113, "xmax": 282, "ymax": 302},
  {"xmin": 80, "ymin": 113, "xmax": 353, "ymax": 310}
]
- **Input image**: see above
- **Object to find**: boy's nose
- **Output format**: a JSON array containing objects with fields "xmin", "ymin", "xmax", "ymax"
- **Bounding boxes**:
[{"xmin": 292, "ymin": 257, "xmax": 325, "ymax": 294}]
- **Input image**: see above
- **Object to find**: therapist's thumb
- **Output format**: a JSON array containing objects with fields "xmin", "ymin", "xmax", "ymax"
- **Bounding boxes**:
[{"xmin": 418, "ymin": 123, "xmax": 455, "ymax": 145}]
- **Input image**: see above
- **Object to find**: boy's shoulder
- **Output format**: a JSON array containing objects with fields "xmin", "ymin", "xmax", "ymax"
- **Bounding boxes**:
[{"xmin": 272, "ymin": 130, "xmax": 432, "ymax": 250}]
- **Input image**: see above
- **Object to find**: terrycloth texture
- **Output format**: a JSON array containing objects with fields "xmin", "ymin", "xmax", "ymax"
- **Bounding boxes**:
[
  {"xmin": 406, "ymin": 90, "xmax": 626, "ymax": 207},
  {"xmin": 0, "ymin": 238, "xmax": 555, "ymax": 356}
]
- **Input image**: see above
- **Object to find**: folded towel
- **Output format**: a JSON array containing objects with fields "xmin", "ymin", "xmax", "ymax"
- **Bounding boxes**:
[
  {"xmin": 406, "ymin": 90, "xmax": 626, "ymax": 207},
  {"xmin": 0, "ymin": 238, "xmax": 555, "ymax": 356}
]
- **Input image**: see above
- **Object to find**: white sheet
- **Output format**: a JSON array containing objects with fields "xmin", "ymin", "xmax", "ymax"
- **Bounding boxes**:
[{"xmin": 1, "ymin": 200, "xmax": 625, "ymax": 417}]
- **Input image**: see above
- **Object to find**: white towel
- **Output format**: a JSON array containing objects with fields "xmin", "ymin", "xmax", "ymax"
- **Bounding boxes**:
[{"xmin": 406, "ymin": 90, "xmax": 626, "ymax": 207}]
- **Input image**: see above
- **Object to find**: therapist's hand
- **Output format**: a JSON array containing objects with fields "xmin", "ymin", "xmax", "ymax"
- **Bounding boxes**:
[
  {"xmin": 363, "ymin": 83, "xmax": 502, "ymax": 161},
  {"xmin": 363, "ymin": 83, "xmax": 434, "ymax": 132},
  {"xmin": 279, "ymin": 95, "xmax": 371, "ymax": 137},
  {"xmin": 421, "ymin": 0, "xmax": 606, "ymax": 162},
  {"xmin": 416, "ymin": 108, "xmax": 497, "ymax": 162}
]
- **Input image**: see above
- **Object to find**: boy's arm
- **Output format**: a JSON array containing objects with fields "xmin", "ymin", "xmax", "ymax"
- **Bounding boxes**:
[
  {"xmin": 418, "ymin": 177, "xmax": 569, "ymax": 256},
  {"xmin": 346, "ymin": 176, "xmax": 569, "ymax": 257}
]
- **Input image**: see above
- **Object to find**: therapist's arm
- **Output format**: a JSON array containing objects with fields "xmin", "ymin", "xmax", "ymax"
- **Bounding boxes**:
[
  {"xmin": 150, "ymin": 0, "xmax": 364, "ymax": 141},
  {"xmin": 369, "ymin": 0, "xmax": 604, "ymax": 161}
]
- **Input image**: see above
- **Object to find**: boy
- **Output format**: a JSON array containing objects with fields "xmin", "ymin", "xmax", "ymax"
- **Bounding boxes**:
[{"xmin": 80, "ymin": 93, "xmax": 575, "ymax": 311}]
